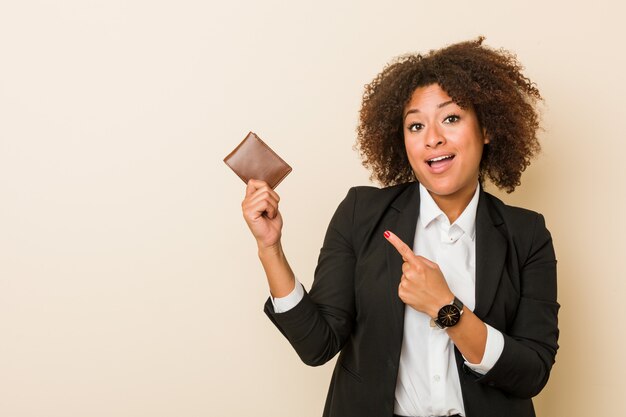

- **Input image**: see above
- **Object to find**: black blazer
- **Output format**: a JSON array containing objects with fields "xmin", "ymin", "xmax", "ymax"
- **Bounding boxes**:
[{"xmin": 264, "ymin": 182, "xmax": 559, "ymax": 417}]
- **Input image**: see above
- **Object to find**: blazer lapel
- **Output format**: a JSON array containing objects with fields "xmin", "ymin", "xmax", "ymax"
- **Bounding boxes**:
[
  {"xmin": 384, "ymin": 182, "xmax": 420, "ymax": 335},
  {"xmin": 474, "ymin": 188, "xmax": 507, "ymax": 318}
]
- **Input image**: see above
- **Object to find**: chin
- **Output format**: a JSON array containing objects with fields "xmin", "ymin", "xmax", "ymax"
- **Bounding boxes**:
[
  {"xmin": 417, "ymin": 176, "xmax": 475, "ymax": 198},
  {"xmin": 417, "ymin": 176, "xmax": 453, "ymax": 194},
  {"xmin": 426, "ymin": 185, "xmax": 461, "ymax": 197}
]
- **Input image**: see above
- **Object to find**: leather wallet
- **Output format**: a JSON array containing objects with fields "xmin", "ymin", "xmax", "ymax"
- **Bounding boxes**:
[{"xmin": 223, "ymin": 132, "xmax": 292, "ymax": 189}]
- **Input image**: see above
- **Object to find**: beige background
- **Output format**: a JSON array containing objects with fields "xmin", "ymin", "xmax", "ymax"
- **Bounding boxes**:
[{"xmin": 0, "ymin": 0, "xmax": 624, "ymax": 416}]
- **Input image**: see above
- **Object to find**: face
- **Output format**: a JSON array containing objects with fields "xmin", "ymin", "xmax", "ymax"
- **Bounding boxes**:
[{"xmin": 403, "ymin": 83, "xmax": 488, "ymax": 201}]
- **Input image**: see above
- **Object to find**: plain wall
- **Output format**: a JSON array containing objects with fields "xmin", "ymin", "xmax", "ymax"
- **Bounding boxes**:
[{"xmin": 1, "ymin": 1, "xmax": 624, "ymax": 416}]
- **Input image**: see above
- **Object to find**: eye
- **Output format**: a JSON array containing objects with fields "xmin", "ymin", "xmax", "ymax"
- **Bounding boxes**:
[
  {"xmin": 443, "ymin": 115, "xmax": 460, "ymax": 124},
  {"xmin": 407, "ymin": 122, "xmax": 424, "ymax": 132}
]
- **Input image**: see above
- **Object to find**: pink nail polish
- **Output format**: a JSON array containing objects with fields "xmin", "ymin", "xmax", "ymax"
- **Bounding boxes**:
[{"xmin": 384, "ymin": 231, "xmax": 390, "ymax": 239}]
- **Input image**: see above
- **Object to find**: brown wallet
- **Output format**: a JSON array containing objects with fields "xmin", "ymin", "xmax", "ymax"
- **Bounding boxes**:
[{"xmin": 223, "ymin": 131, "xmax": 292, "ymax": 189}]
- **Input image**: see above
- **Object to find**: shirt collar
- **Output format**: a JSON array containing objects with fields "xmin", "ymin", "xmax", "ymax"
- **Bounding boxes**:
[{"xmin": 418, "ymin": 182, "xmax": 480, "ymax": 240}]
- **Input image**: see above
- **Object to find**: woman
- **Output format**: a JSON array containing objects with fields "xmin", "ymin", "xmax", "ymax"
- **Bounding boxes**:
[{"xmin": 241, "ymin": 37, "xmax": 559, "ymax": 417}]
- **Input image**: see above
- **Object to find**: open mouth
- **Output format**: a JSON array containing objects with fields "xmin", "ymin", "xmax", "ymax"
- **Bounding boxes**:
[{"xmin": 426, "ymin": 154, "xmax": 455, "ymax": 166}]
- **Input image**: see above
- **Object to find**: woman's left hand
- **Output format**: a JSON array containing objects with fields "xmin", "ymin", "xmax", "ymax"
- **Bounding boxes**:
[{"xmin": 384, "ymin": 230, "xmax": 454, "ymax": 318}]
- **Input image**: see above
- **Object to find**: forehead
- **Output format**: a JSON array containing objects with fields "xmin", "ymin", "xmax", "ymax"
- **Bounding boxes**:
[{"xmin": 405, "ymin": 84, "xmax": 454, "ymax": 109}]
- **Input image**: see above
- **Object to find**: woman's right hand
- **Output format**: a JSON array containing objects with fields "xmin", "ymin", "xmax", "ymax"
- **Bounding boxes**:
[{"xmin": 241, "ymin": 179, "xmax": 283, "ymax": 250}]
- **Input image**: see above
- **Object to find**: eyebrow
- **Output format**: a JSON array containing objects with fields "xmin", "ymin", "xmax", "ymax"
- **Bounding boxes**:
[{"xmin": 403, "ymin": 100, "xmax": 455, "ymax": 121}]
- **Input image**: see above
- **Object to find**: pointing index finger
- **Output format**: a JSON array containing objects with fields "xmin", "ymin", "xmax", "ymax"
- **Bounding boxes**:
[{"xmin": 384, "ymin": 230, "xmax": 415, "ymax": 262}]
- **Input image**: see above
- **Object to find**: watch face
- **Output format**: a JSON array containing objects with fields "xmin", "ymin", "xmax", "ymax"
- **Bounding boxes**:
[{"xmin": 437, "ymin": 304, "xmax": 461, "ymax": 327}]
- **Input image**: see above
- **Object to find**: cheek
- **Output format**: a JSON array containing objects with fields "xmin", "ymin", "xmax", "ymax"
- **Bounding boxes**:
[
  {"xmin": 467, "ymin": 142, "xmax": 486, "ymax": 169},
  {"xmin": 404, "ymin": 137, "xmax": 421, "ymax": 160},
  {"xmin": 473, "ymin": 138, "xmax": 486, "ymax": 157},
  {"xmin": 403, "ymin": 139, "xmax": 413, "ymax": 161},
  {"xmin": 404, "ymin": 144, "xmax": 423, "ymax": 172}
]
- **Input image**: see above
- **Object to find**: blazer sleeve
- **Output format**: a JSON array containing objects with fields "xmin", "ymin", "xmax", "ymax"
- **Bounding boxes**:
[
  {"xmin": 263, "ymin": 187, "xmax": 358, "ymax": 366},
  {"xmin": 475, "ymin": 213, "xmax": 560, "ymax": 398}
]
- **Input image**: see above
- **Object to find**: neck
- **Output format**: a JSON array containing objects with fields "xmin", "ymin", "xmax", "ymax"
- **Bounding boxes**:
[{"xmin": 428, "ymin": 184, "xmax": 478, "ymax": 224}]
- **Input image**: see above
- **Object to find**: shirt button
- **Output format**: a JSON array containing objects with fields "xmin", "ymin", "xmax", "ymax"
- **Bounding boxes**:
[{"xmin": 433, "ymin": 375, "xmax": 440, "ymax": 382}]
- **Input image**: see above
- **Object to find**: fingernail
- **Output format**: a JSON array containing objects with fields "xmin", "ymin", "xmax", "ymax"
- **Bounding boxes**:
[{"xmin": 384, "ymin": 231, "xmax": 390, "ymax": 239}]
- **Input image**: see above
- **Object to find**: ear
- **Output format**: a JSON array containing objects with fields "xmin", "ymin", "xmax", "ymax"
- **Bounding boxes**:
[{"xmin": 482, "ymin": 127, "xmax": 490, "ymax": 144}]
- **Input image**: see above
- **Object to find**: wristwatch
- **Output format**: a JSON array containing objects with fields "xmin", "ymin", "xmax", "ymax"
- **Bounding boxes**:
[{"xmin": 431, "ymin": 297, "xmax": 464, "ymax": 329}]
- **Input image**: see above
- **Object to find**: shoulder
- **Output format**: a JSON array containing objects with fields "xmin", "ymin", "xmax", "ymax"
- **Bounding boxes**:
[
  {"xmin": 481, "ymin": 190, "xmax": 553, "ymax": 254},
  {"xmin": 349, "ymin": 182, "xmax": 414, "ymax": 203},
  {"xmin": 482, "ymin": 190, "xmax": 544, "ymax": 225},
  {"xmin": 343, "ymin": 182, "xmax": 415, "ymax": 218},
  {"xmin": 329, "ymin": 182, "xmax": 416, "ymax": 233}
]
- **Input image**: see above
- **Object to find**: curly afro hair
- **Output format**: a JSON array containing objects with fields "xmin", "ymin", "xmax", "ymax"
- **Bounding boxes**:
[{"xmin": 355, "ymin": 36, "xmax": 542, "ymax": 193}]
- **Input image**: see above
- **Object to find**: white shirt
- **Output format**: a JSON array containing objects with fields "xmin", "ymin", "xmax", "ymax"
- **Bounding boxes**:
[
  {"xmin": 393, "ymin": 183, "xmax": 503, "ymax": 416},
  {"xmin": 271, "ymin": 183, "xmax": 504, "ymax": 417}
]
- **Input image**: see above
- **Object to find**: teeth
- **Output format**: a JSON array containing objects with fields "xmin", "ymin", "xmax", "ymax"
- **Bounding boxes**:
[{"xmin": 429, "ymin": 155, "xmax": 453, "ymax": 162}]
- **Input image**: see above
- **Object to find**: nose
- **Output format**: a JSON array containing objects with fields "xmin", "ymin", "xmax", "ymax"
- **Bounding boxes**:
[{"xmin": 425, "ymin": 125, "xmax": 446, "ymax": 148}]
